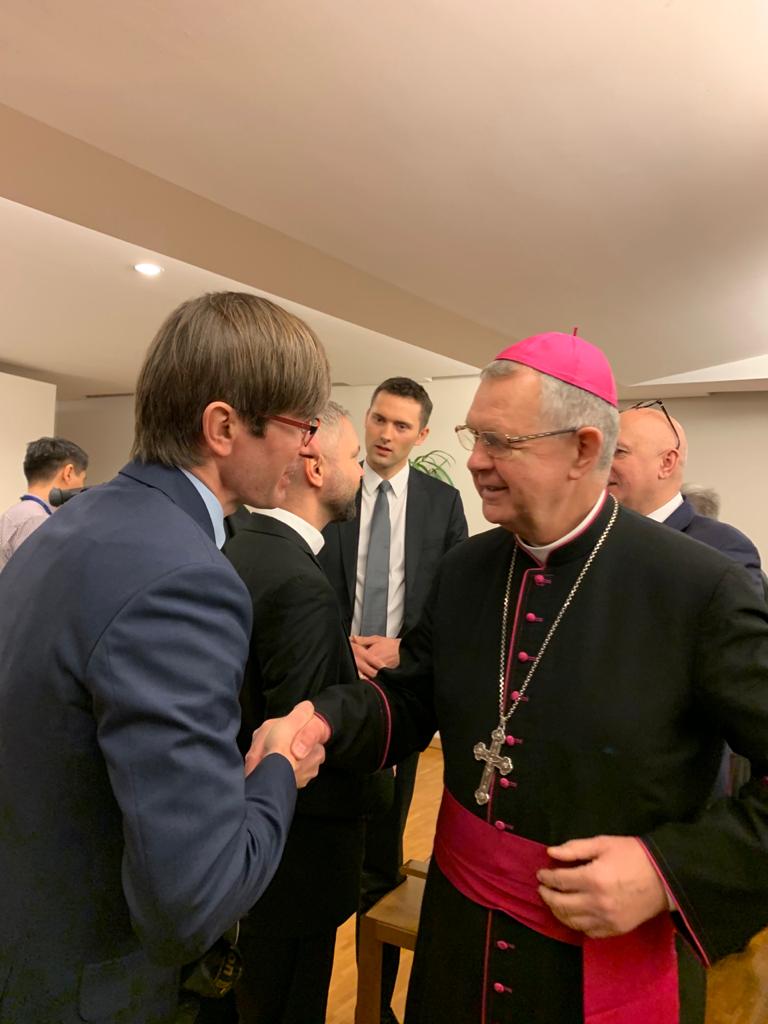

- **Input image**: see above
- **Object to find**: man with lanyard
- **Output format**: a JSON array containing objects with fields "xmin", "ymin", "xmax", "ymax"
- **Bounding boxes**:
[
  {"xmin": 284, "ymin": 332, "xmax": 768, "ymax": 1023},
  {"xmin": 0, "ymin": 435, "xmax": 88, "ymax": 571}
]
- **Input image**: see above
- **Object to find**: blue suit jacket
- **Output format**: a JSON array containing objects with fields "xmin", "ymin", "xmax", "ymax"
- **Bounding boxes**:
[
  {"xmin": 0, "ymin": 462, "xmax": 296, "ymax": 1023},
  {"xmin": 664, "ymin": 497, "xmax": 764, "ymax": 597}
]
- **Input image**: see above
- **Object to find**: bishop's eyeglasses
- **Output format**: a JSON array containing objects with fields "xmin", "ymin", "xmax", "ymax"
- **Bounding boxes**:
[
  {"xmin": 455, "ymin": 424, "xmax": 578, "ymax": 459},
  {"xmin": 625, "ymin": 399, "xmax": 680, "ymax": 450}
]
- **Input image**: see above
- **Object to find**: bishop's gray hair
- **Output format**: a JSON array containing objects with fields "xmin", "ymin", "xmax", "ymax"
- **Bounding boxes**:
[
  {"xmin": 315, "ymin": 400, "xmax": 351, "ymax": 446},
  {"xmin": 481, "ymin": 360, "xmax": 619, "ymax": 470}
]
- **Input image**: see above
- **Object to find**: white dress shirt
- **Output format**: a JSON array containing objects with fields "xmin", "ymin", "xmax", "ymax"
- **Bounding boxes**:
[
  {"xmin": 352, "ymin": 461, "xmax": 410, "ymax": 638},
  {"xmin": 253, "ymin": 507, "xmax": 325, "ymax": 556},
  {"xmin": 646, "ymin": 492, "xmax": 684, "ymax": 523}
]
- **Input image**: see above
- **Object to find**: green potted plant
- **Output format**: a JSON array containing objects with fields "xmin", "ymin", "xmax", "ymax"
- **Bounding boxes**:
[{"xmin": 409, "ymin": 450, "xmax": 456, "ymax": 486}]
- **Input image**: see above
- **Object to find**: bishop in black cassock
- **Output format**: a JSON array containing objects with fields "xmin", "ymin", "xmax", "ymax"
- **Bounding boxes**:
[{"xmin": 294, "ymin": 332, "xmax": 768, "ymax": 1024}]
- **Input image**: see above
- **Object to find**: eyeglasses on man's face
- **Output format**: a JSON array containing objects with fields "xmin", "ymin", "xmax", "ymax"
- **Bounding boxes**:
[
  {"xmin": 266, "ymin": 414, "xmax": 320, "ymax": 448},
  {"xmin": 455, "ymin": 424, "xmax": 578, "ymax": 459},
  {"xmin": 625, "ymin": 400, "xmax": 680, "ymax": 450}
]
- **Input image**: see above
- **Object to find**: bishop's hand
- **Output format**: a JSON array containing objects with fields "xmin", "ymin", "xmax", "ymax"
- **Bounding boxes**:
[{"xmin": 536, "ymin": 834, "xmax": 669, "ymax": 938}]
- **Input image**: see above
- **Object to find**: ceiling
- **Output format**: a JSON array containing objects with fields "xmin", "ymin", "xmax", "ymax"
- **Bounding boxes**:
[
  {"xmin": 1, "ymin": 0, "xmax": 767, "ymax": 397},
  {"xmin": 0, "ymin": 197, "xmax": 478, "ymax": 400}
]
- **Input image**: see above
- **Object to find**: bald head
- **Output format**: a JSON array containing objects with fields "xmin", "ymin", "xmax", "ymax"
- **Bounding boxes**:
[{"xmin": 608, "ymin": 407, "xmax": 687, "ymax": 514}]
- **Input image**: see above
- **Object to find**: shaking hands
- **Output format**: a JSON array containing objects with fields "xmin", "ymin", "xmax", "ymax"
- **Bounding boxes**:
[{"xmin": 245, "ymin": 700, "xmax": 327, "ymax": 787}]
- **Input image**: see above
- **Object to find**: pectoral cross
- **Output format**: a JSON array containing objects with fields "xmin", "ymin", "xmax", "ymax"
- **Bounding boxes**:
[{"xmin": 473, "ymin": 725, "xmax": 513, "ymax": 805}]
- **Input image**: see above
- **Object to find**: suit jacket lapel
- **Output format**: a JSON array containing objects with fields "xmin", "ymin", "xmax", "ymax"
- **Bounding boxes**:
[
  {"xmin": 404, "ymin": 469, "xmax": 426, "ymax": 608},
  {"xmin": 338, "ymin": 490, "xmax": 362, "ymax": 610},
  {"xmin": 664, "ymin": 498, "xmax": 695, "ymax": 532}
]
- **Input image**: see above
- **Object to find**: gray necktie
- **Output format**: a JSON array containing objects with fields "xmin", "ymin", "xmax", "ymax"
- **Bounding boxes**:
[{"xmin": 360, "ymin": 480, "xmax": 392, "ymax": 636}]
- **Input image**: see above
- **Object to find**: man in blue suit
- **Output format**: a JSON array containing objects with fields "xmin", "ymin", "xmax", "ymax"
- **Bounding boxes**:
[
  {"xmin": 0, "ymin": 292, "xmax": 330, "ymax": 1023},
  {"xmin": 609, "ymin": 401, "xmax": 763, "ymax": 595}
]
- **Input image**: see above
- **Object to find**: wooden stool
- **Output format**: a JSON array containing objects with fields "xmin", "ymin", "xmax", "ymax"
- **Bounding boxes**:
[{"xmin": 355, "ymin": 861, "xmax": 429, "ymax": 1024}]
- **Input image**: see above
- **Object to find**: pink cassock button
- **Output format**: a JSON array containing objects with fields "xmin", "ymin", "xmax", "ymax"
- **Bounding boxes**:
[
  {"xmin": 496, "ymin": 940, "xmax": 509, "ymax": 950},
  {"xmin": 525, "ymin": 612, "xmax": 537, "ymax": 622},
  {"xmin": 534, "ymin": 573, "xmax": 545, "ymax": 584},
  {"xmin": 499, "ymin": 778, "xmax": 517, "ymax": 789},
  {"xmin": 517, "ymin": 651, "xmax": 529, "ymax": 663},
  {"xmin": 494, "ymin": 820, "xmax": 506, "ymax": 831},
  {"xmin": 505, "ymin": 735, "xmax": 515, "ymax": 746},
  {"xmin": 493, "ymin": 982, "xmax": 505, "ymax": 994}
]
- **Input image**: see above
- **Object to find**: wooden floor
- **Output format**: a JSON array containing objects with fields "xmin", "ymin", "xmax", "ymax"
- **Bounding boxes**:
[{"xmin": 325, "ymin": 745, "xmax": 444, "ymax": 1024}]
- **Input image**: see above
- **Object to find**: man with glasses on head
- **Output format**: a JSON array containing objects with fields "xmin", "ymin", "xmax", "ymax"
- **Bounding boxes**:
[
  {"xmin": 609, "ymin": 400, "xmax": 763, "ymax": 595},
  {"xmin": 0, "ymin": 292, "xmax": 329, "ymax": 1023},
  {"xmin": 285, "ymin": 331, "xmax": 768, "ymax": 1023}
]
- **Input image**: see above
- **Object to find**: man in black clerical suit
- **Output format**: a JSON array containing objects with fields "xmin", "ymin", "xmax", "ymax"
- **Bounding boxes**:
[
  {"xmin": 223, "ymin": 402, "xmax": 368, "ymax": 1024},
  {"xmin": 319, "ymin": 377, "xmax": 467, "ymax": 1024},
  {"xmin": 289, "ymin": 333, "xmax": 768, "ymax": 1024}
]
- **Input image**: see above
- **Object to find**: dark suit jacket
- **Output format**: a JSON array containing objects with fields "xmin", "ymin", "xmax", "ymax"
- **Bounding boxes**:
[
  {"xmin": 225, "ymin": 512, "xmax": 373, "ymax": 932},
  {"xmin": 0, "ymin": 462, "xmax": 296, "ymax": 1024},
  {"xmin": 664, "ymin": 497, "xmax": 763, "ymax": 597},
  {"xmin": 319, "ymin": 467, "xmax": 468, "ymax": 636}
]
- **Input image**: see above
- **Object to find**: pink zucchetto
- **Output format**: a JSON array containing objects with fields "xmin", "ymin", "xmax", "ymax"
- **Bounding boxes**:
[{"xmin": 494, "ymin": 332, "xmax": 617, "ymax": 408}]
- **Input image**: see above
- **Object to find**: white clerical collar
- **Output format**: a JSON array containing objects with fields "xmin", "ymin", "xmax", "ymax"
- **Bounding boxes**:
[
  {"xmin": 253, "ymin": 506, "xmax": 325, "ymax": 555},
  {"xmin": 646, "ymin": 492, "xmax": 684, "ymax": 523},
  {"xmin": 362, "ymin": 460, "xmax": 410, "ymax": 499},
  {"xmin": 517, "ymin": 491, "xmax": 607, "ymax": 565}
]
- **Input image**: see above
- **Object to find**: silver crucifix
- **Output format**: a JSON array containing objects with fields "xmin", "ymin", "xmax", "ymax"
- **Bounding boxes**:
[{"xmin": 473, "ymin": 725, "xmax": 513, "ymax": 805}]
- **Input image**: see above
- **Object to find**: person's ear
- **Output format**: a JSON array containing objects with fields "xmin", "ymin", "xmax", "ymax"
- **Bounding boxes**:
[
  {"xmin": 569, "ymin": 427, "xmax": 603, "ymax": 479},
  {"xmin": 658, "ymin": 448, "xmax": 680, "ymax": 480},
  {"xmin": 60, "ymin": 463, "xmax": 75, "ymax": 486},
  {"xmin": 201, "ymin": 402, "xmax": 239, "ymax": 457},
  {"xmin": 304, "ymin": 453, "xmax": 324, "ymax": 490},
  {"xmin": 414, "ymin": 425, "xmax": 430, "ymax": 449}
]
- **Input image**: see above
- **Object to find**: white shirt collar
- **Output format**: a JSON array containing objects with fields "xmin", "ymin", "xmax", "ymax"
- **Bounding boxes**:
[
  {"xmin": 253, "ymin": 507, "xmax": 325, "ymax": 555},
  {"xmin": 180, "ymin": 469, "xmax": 226, "ymax": 549},
  {"xmin": 362, "ymin": 460, "xmax": 410, "ymax": 499},
  {"xmin": 646, "ymin": 492, "xmax": 684, "ymax": 523},
  {"xmin": 517, "ymin": 491, "xmax": 607, "ymax": 565}
]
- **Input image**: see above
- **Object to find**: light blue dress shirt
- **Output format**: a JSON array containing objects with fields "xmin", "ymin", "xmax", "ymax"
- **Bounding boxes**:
[{"xmin": 180, "ymin": 470, "xmax": 226, "ymax": 549}]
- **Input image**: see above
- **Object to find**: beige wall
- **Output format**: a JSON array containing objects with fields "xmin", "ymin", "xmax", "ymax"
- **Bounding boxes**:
[
  {"xmin": 57, "ymin": 384, "xmax": 768, "ymax": 561},
  {"xmin": 55, "ymin": 396, "xmax": 134, "ymax": 485},
  {"xmin": 0, "ymin": 370, "xmax": 57, "ymax": 510}
]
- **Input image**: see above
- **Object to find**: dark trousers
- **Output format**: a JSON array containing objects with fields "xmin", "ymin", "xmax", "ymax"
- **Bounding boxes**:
[
  {"xmin": 234, "ymin": 926, "xmax": 337, "ymax": 1024},
  {"xmin": 357, "ymin": 751, "xmax": 420, "ymax": 1017}
]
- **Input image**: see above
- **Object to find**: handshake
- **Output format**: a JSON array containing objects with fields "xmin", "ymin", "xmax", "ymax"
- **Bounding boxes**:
[{"xmin": 244, "ymin": 700, "xmax": 332, "ymax": 787}]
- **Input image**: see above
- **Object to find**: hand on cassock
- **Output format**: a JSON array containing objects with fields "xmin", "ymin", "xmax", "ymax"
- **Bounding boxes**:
[
  {"xmin": 245, "ymin": 700, "xmax": 326, "ymax": 787},
  {"xmin": 536, "ymin": 835, "xmax": 669, "ymax": 938}
]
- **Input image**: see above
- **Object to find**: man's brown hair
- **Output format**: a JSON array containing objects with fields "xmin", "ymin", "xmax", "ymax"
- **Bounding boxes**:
[{"xmin": 132, "ymin": 292, "xmax": 331, "ymax": 467}]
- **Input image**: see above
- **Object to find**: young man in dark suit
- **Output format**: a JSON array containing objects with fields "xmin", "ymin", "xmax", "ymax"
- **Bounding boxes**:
[
  {"xmin": 0, "ymin": 293, "xmax": 328, "ymax": 1023},
  {"xmin": 224, "ymin": 402, "xmax": 369, "ymax": 1023},
  {"xmin": 319, "ymin": 377, "xmax": 468, "ymax": 1024}
]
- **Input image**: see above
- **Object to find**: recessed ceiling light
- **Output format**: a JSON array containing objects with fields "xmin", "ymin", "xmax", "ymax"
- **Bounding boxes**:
[{"xmin": 133, "ymin": 262, "xmax": 164, "ymax": 277}]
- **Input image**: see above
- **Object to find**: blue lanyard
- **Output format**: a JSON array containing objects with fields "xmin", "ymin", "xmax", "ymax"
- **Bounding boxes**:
[{"xmin": 20, "ymin": 494, "xmax": 52, "ymax": 516}]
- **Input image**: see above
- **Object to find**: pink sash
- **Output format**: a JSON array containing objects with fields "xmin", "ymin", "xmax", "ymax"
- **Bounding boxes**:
[{"xmin": 433, "ymin": 788, "xmax": 679, "ymax": 1024}]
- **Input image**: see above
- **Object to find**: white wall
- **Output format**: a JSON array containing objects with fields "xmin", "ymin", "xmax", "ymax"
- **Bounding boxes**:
[
  {"xmin": 0, "ymin": 370, "xmax": 57, "ymax": 510},
  {"xmin": 55, "ymin": 383, "xmax": 768, "ymax": 561},
  {"xmin": 56, "ymin": 396, "xmax": 134, "ymax": 485}
]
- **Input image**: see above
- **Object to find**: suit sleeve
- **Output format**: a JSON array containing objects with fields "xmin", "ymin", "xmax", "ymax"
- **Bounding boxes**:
[
  {"xmin": 445, "ymin": 488, "xmax": 469, "ymax": 550},
  {"xmin": 642, "ymin": 563, "xmax": 768, "ymax": 963},
  {"xmin": 715, "ymin": 531, "xmax": 763, "ymax": 599},
  {"xmin": 85, "ymin": 561, "xmax": 297, "ymax": 965},
  {"xmin": 251, "ymin": 571, "xmax": 356, "ymax": 719}
]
